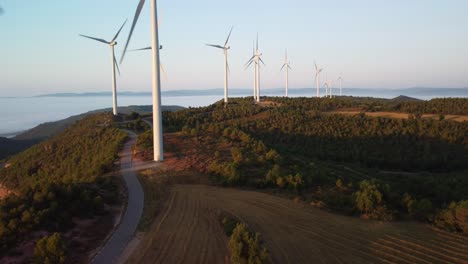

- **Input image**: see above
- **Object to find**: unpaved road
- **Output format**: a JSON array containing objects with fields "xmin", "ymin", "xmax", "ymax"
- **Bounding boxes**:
[
  {"xmin": 128, "ymin": 184, "xmax": 468, "ymax": 264},
  {"xmin": 92, "ymin": 131, "xmax": 145, "ymax": 264}
]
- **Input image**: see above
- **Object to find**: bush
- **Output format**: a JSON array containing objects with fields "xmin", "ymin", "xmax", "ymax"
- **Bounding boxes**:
[
  {"xmin": 354, "ymin": 180, "xmax": 383, "ymax": 214},
  {"xmin": 434, "ymin": 200, "xmax": 468, "ymax": 234},
  {"xmin": 402, "ymin": 194, "xmax": 433, "ymax": 221},
  {"xmin": 33, "ymin": 233, "xmax": 68, "ymax": 264},
  {"xmin": 228, "ymin": 223, "xmax": 269, "ymax": 264}
]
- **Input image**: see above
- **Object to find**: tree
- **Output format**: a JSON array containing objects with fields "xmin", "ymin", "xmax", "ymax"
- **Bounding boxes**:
[
  {"xmin": 354, "ymin": 180, "xmax": 383, "ymax": 214},
  {"xmin": 228, "ymin": 223, "xmax": 269, "ymax": 264},
  {"xmin": 34, "ymin": 233, "xmax": 68, "ymax": 264}
]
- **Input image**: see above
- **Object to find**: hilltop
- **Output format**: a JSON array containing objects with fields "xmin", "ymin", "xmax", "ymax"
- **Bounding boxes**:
[{"xmin": 0, "ymin": 105, "xmax": 184, "ymax": 160}]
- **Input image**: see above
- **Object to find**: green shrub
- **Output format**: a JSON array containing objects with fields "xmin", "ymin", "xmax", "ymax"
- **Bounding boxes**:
[
  {"xmin": 228, "ymin": 223, "xmax": 269, "ymax": 264},
  {"xmin": 434, "ymin": 200, "xmax": 468, "ymax": 234},
  {"xmin": 33, "ymin": 233, "xmax": 67, "ymax": 264},
  {"xmin": 354, "ymin": 180, "xmax": 383, "ymax": 214}
]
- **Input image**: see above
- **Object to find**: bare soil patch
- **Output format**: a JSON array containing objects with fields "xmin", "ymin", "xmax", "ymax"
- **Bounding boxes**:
[{"xmin": 331, "ymin": 110, "xmax": 468, "ymax": 122}]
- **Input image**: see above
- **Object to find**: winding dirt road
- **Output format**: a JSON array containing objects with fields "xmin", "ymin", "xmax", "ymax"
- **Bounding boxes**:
[
  {"xmin": 92, "ymin": 131, "xmax": 145, "ymax": 264},
  {"xmin": 128, "ymin": 184, "xmax": 468, "ymax": 264}
]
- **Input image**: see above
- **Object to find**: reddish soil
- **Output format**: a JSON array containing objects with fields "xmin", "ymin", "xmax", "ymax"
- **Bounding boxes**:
[{"xmin": 331, "ymin": 110, "xmax": 468, "ymax": 122}]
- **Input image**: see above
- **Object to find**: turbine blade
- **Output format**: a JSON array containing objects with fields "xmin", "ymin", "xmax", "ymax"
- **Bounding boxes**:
[
  {"xmin": 244, "ymin": 59, "xmax": 255, "ymax": 70},
  {"xmin": 206, "ymin": 44, "xmax": 224, "ymax": 49},
  {"xmin": 244, "ymin": 55, "xmax": 256, "ymax": 66},
  {"xmin": 227, "ymin": 60, "xmax": 231, "ymax": 74},
  {"xmin": 280, "ymin": 64, "xmax": 285, "ymax": 71},
  {"xmin": 224, "ymin": 26, "xmax": 233, "ymax": 47},
  {"xmin": 120, "ymin": 0, "xmax": 146, "ymax": 64},
  {"xmin": 129, "ymin": 46, "xmax": 152, "ymax": 51},
  {"xmin": 288, "ymin": 65, "xmax": 292, "ymax": 70},
  {"xmin": 314, "ymin": 62, "xmax": 318, "ymax": 71},
  {"xmin": 79, "ymin": 34, "xmax": 110, "ymax": 44},
  {"xmin": 112, "ymin": 19, "xmax": 128, "ymax": 42},
  {"xmin": 113, "ymin": 49, "xmax": 121, "ymax": 75},
  {"xmin": 114, "ymin": 56, "xmax": 121, "ymax": 75},
  {"xmin": 160, "ymin": 63, "xmax": 168, "ymax": 81},
  {"xmin": 259, "ymin": 57, "xmax": 266, "ymax": 66},
  {"xmin": 256, "ymin": 33, "xmax": 259, "ymax": 51}
]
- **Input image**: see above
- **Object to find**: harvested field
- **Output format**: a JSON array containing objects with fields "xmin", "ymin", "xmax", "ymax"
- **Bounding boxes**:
[
  {"xmin": 127, "ymin": 184, "xmax": 468, "ymax": 264},
  {"xmin": 331, "ymin": 110, "xmax": 468, "ymax": 122}
]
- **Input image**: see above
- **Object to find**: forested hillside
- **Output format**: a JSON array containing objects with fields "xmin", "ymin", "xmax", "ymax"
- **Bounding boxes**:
[
  {"xmin": 0, "ymin": 113, "xmax": 127, "ymax": 259},
  {"xmin": 146, "ymin": 97, "xmax": 468, "ymax": 234}
]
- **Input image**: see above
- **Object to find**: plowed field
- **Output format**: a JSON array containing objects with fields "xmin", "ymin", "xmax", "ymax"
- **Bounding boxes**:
[{"xmin": 127, "ymin": 184, "xmax": 468, "ymax": 264}]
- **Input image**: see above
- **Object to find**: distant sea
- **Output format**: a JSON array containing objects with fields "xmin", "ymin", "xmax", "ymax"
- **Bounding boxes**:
[{"xmin": 0, "ymin": 88, "xmax": 466, "ymax": 136}]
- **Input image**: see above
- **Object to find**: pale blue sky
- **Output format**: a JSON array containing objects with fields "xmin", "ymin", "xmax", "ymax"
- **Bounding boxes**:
[{"xmin": 1, "ymin": 0, "xmax": 467, "ymax": 97}]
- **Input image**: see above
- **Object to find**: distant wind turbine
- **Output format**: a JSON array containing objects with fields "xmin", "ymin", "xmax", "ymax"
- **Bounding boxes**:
[
  {"xmin": 329, "ymin": 80, "xmax": 333, "ymax": 98},
  {"xmin": 245, "ymin": 34, "xmax": 265, "ymax": 102},
  {"xmin": 79, "ymin": 20, "xmax": 127, "ymax": 116},
  {"xmin": 337, "ymin": 76, "xmax": 343, "ymax": 96},
  {"xmin": 129, "ymin": 46, "xmax": 168, "ymax": 81},
  {"xmin": 120, "ymin": 0, "xmax": 164, "ymax": 161},
  {"xmin": 323, "ymin": 82, "xmax": 329, "ymax": 98},
  {"xmin": 280, "ymin": 49, "xmax": 292, "ymax": 97},
  {"xmin": 206, "ymin": 27, "xmax": 234, "ymax": 104},
  {"xmin": 314, "ymin": 62, "xmax": 323, "ymax": 97}
]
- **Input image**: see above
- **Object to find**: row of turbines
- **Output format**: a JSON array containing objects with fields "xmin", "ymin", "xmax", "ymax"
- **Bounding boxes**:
[
  {"xmin": 207, "ymin": 28, "xmax": 344, "ymax": 104},
  {"xmin": 79, "ymin": 0, "xmax": 344, "ymax": 162}
]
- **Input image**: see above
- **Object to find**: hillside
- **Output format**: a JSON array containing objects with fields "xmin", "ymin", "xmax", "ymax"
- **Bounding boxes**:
[
  {"xmin": 0, "ymin": 113, "xmax": 128, "ymax": 261},
  {"xmin": 137, "ymin": 97, "xmax": 467, "ymax": 233},
  {"xmin": 130, "ymin": 96, "xmax": 468, "ymax": 263},
  {"xmin": 0, "ymin": 137, "xmax": 40, "ymax": 160},
  {"xmin": 0, "ymin": 105, "xmax": 184, "ymax": 160},
  {"xmin": 14, "ymin": 105, "xmax": 184, "ymax": 141}
]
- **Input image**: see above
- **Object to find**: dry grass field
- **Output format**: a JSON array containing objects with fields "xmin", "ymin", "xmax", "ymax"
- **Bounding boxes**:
[
  {"xmin": 127, "ymin": 184, "xmax": 468, "ymax": 264},
  {"xmin": 331, "ymin": 110, "xmax": 468, "ymax": 122}
]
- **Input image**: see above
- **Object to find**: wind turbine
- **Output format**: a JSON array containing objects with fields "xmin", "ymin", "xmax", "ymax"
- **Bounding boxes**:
[
  {"xmin": 280, "ymin": 49, "xmax": 292, "ymax": 97},
  {"xmin": 323, "ymin": 82, "xmax": 329, "ymax": 98},
  {"xmin": 337, "ymin": 76, "xmax": 343, "ymax": 96},
  {"xmin": 121, "ymin": 0, "xmax": 163, "ymax": 161},
  {"xmin": 314, "ymin": 61, "xmax": 323, "ymax": 97},
  {"xmin": 79, "ymin": 20, "xmax": 127, "ymax": 116},
  {"xmin": 329, "ymin": 80, "xmax": 333, "ymax": 98},
  {"xmin": 128, "ymin": 46, "xmax": 168, "ymax": 81},
  {"xmin": 206, "ymin": 27, "xmax": 234, "ymax": 104},
  {"xmin": 245, "ymin": 34, "xmax": 265, "ymax": 102}
]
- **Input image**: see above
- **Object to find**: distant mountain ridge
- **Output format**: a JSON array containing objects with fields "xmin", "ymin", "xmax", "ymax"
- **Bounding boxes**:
[{"xmin": 34, "ymin": 87, "xmax": 468, "ymax": 98}]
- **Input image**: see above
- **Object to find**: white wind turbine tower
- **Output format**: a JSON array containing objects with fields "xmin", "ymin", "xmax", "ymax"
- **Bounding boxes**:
[
  {"xmin": 80, "ymin": 20, "xmax": 127, "ymax": 116},
  {"xmin": 323, "ymin": 81, "xmax": 329, "ymax": 98},
  {"xmin": 121, "ymin": 0, "xmax": 164, "ymax": 161},
  {"xmin": 337, "ymin": 76, "xmax": 343, "ymax": 96},
  {"xmin": 314, "ymin": 62, "xmax": 323, "ymax": 97},
  {"xmin": 249, "ymin": 42, "xmax": 257, "ymax": 100},
  {"xmin": 280, "ymin": 49, "xmax": 292, "ymax": 97},
  {"xmin": 206, "ymin": 27, "xmax": 234, "ymax": 104},
  {"xmin": 245, "ymin": 34, "xmax": 265, "ymax": 102}
]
